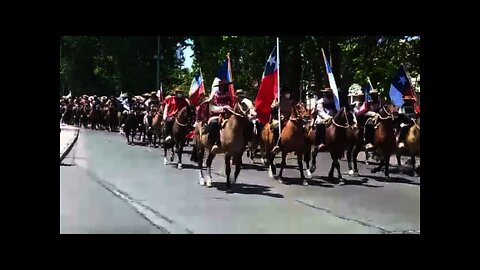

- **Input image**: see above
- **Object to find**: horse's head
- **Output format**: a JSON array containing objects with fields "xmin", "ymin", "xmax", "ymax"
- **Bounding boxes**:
[
  {"xmin": 185, "ymin": 105, "xmax": 196, "ymax": 125},
  {"xmin": 332, "ymin": 107, "xmax": 355, "ymax": 128},
  {"xmin": 292, "ymin": 101, "xmax": 309, "ymax": 120},
  {"xmin": 239, "ymin": 99, "xmax": 257, "ymax": 120},
  {"xmin": 378, "ymin": 104, "xmax": 394, "ymax": 121}
]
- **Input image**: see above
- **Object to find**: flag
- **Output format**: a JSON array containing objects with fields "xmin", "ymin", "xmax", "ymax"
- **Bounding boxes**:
[
  {"xmin": 157, "ymin": 82, "xmax": 163, "ymax": 102},
  {"xmin": 321, "ymin": 48, "xmax": 340, "ymax": 110},
  {"xmin": 210, "ymin": 54, "xmax": 235, "ymax": 105},
  {"xmin": 254, "ymin": 45, "xmax": 278, "ymax": 125},
  {"xmin": 189, "ymin": 69, "xmax": 205, "ymax": 106},
  {"xmin": 389, "ymin": 65, "xmax": 415, "ymax": 107},
  {"xmin": 364, "ymin": 82, "xmax": 373, "ymax": 103}
]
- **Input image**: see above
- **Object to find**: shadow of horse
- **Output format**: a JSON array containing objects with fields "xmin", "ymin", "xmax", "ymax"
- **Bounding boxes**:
[
  {"xmin": 212, "ymin": 182, "xmax": 284, "ymax": 198},
  {"xmin": 170, "ymin": 163, "xmax": 197, "ymax": 170},
  {"xmin": 281, "ymin": 176, "xmax": 335, "ymax": 188},
  {"xmin": 359, "ymin": 174, "xmax": 420, "ymax": 186},
  {"xmin": 241, "ymin": 163, "xmax": 268, "ymax": 172},
  {"xmin": 60, "ymin": 163, "xmax": 75, "ymax": 167}
]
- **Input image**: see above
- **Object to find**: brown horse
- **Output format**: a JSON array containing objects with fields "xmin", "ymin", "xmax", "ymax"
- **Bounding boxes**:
[
  {"xmin": 276, "ymin": 101, "xmax": 312, "ymax": 185},
  {"xmin": 346, "ymin": 109, "xmax": 365, "ymax": 177},
  {"xmin": 106, "ymin": 105, "xmax": 118, "ymax": 132},
  {"xmin": 311, "ymin": 107, "xmax": 356, "ymax": 182},
  {"xmin": 371, "ymin": 104, "xmax": 396, "ymax": 179},
  {"xmin": 88, "ymin": 105, "xmax": 102, "ymax": 130},
  {"xmin": 163, "ymin": 105, "xmax": 195, "ymax": 169},
  {"xmin": 191, "ymin": 102, "xmax": 250, "ymax": 190},
  {"xmin": 146, "ymin": 108, "xmax": 162, "ymax": 148},
  {"xmin": 259, "ymin": 119, "xmax": 280, "ymax": 178},
  {"xmin": 396, "ymin": 116, "xmax": 420, "ymax": 176}
]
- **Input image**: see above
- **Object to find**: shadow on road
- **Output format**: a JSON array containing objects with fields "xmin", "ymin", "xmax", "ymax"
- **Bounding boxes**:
[
  {"xmin": 359, "ymin": 174, "xmax": 420, "ymax": 186},
  {"xmin": 60, "ymin": 163, "xmax": 75, "ymax": 167},
  {"xmin": 213, "ymin": 182, "xmax": 284, "ymax": 198},
  {"xmin": 280, "ymin": 176, "xmax": 335, "ymax": 188},
  {"xmin": 241, "ymin": 163, "xmax": 268, "ymax": 172}
]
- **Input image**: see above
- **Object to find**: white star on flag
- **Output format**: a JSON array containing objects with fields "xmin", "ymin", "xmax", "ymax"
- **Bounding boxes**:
[
  {"xmin": 267, "ymin": 56, "xmax": 276, "ymax": 66},
  {"xmin": 399, "ymin": 76, "xmax": 407, "ymax": 85}
]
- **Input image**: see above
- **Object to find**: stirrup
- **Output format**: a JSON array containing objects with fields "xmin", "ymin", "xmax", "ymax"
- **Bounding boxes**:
[
  {"xmin": 365, "ymin": 143, "xmax": 374, "ymax": 150},
  {"xmin": 211, "ymin": 145, "xmax": 219, "ymax": 154},
  {"xmin": 272, "ymin": 145, "xmax": 281, "ymax": 155}
]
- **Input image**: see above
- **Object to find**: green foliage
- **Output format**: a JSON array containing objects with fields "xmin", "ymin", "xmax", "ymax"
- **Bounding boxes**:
[{"xmin": 60, "ymin": 36, "xmax": 420, "ymax": 104}]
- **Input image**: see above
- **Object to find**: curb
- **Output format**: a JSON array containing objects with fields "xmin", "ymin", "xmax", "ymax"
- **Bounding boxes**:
[{"xmin": 60, "ymin": 128, "xmax": 79, "ymax": 163}]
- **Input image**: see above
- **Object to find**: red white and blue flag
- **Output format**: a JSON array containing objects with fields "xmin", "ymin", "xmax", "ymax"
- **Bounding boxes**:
[
  {"xmin": 157, "ymin": 82, "xmax": 163, "ymax": 102},
  {"xmin": 189, "ymin": 69, "xmax": 205, "ymax": 107},
  {"xmin": 321, "ymin": 48, "xmax": 340, "ymax": 111},
  {"xmin": 389, "ymin": 65, "xmax": 416, "ymax": 107},
  {"xmin": 210, "ymin": 54, "xmax": 235, "ymax": 105},
  {"xmin": 254, "ymin": 45, "xmax": 278, "ymax": 125}
]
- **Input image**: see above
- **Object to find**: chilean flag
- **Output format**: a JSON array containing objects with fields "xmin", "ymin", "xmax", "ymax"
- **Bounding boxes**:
[
  {"xmin": 389, "ymin": 65, "xmax": 415, "ymax": 107},
  {"xmin": 210, "ymin": 54, "xmax": 235, "ymax": 105},
  {"xmin": 321, "ymin": 48, "xmax": 340, "ymax": 111},
  {"xmin": 189, "ymin": 69, "xmax": 205, "ymax": 107},
  {"xmin": 254, "ymin": 46, "xmax": 278, "ymax": 125},
  {"xmin": 157, "ymin": 82, "xmax": 163, "ymax": 102}
]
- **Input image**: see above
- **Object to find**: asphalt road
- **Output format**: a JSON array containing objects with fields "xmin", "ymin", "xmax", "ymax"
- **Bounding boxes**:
[{"xmin": 60, "ymin": 128, "xmax": 420, "ymax": 234}]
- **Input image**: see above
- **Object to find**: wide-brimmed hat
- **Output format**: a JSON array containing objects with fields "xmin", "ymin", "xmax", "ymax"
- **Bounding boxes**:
[
  {"xmin": 321, "ymin": 88, "xmax": 333, "ymax": 93},
  {"xmin": 213, "ymin": 79, "xmax": 234, "ymax": 87},
  {"xmin": 142, "ymin": 92, "xmax": 151, "ymax": 97},
  {"xmin": 348, "ymin": 90, "xmax": 365, "ymax": 96},
  {"xmin": 369, "ymin": 89, "xmax": 379, "ymax": 94},
  {"xmin": 150, "ymin": 91, "xmax": 157, "ymax": 96},
  {"xmin": 236, "ymin": 89, "xmax": 244, "ymax": 95}
]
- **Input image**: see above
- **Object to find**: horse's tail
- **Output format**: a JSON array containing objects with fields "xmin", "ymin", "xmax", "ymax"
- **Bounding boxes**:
[{"xmin": 190, "ymin": 143, "xmax": 199, "ymax": 163}]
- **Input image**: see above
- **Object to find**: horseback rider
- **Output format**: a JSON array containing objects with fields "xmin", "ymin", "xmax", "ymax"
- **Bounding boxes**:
[
  {"xmin": 271, "ymin": 88, "xmax": 295, "ymax": 154},
  {"xmin": 364, "ymin": 89, "xmax": 382, "ymax": 150},
  {"xmin": 312, "ymin": 88, "xmax": 338, "ymax": 151},
  {"xmin": 397, "ymin": 95, "xmax": 417, "ymax": 149},
  {"xmin": 161, "ymin": 88, "xmax": 189, "ymax": 144},
  {"xmin": 145, "ymin": 91, "xmax": 161, "ymax": 115},
  {"xmin": 207, "ymin": 79, "xmax": 234, "ymax": 154}
]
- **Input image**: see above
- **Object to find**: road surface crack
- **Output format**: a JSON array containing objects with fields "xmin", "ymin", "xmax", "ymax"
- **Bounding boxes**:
[{"xmin": 295, "ymin": 199, "xmax": 395, "ymax": 234}]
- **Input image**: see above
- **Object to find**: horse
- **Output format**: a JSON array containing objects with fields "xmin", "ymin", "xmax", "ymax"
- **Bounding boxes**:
[
  {"xmin": 123, "ymin": 111, "xmax": 138, "ymax": 145},
  {"xmin": 346, "ymin": 107, "xmax": 365, "ymax": 177},
  {"xmin": 312, "ymin": 107, "xmax": 356, "ymax": 183},
  {"xmin": 191, "ymin": 102, "xmax": 250, "ymax": 190},
  {"xmin": 259, "ymin": 118, "xmax": 280, "ymax": 178},
  {"xmin": 370, "ymin": 104, "xmax": 397, "ymax": 179},
  {"xmin": 88, "ymin": 104, "xmax": 102, "ymax": 130},
  {"xmin": 106, "ymin": 105, "xmax": 118, "ymax": 132},
  {"xmin": 135, "ymin": 110, "xmax": 146, "ymax": 143},
  {"xmin": 396, "ymin": 116, "xmax": 420, "ymax": 176},
  {"xmin": 163, "ymin": 105, "xmax": 196, "ymax": 169},
  {"xmin": 276, "ymin": 101, "xmax": 312, "ymax": 185}
]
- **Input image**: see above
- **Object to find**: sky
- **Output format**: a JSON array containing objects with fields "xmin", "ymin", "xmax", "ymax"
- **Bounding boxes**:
[{"xmin": 182, "ymin": 39, "xmax": 194, "ymax": 70}]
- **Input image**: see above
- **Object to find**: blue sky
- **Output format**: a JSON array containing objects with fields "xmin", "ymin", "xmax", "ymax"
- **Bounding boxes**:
[{"xmin": 182, "ymin": 39, "xmax": 194, "ymax": 70}]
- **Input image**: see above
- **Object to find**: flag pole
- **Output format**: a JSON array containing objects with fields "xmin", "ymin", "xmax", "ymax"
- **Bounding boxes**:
[
  {"xmin": 367, "ymin": 76, "xmax": 374, "ymax": 89},
  {"xmin": 276, "ymin": 37, "xmax": 281, "ymax": 138}
]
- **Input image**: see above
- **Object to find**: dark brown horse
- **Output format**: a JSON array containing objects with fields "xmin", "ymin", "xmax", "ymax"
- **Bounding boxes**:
[
  {"xmin": 259, "ymin": 118, "xmax": 280, "ymax": 178},
  {"xmin": 123, "ymin": 111, "xmax": 138, "ymax": 145},
  {"xmin": 276, "ymin": 101, "xmax": 311, "ymax": 185},
  {"xmin": 106, "ymin": 105, "xmax": 118, "ymax": 132},
  {"xmin": 88, "ymin": 104, "xmax": 102, "ymax": 130},
  {"xmin": 311, "ymin": 107, "xmax": 356, "ymax": 182},
  {"xmin": 371, "ymin": 104, "xmax": 396, "ymax": 179},
  {"xmin": 163, "ymin": 105, "xmax": 196, "ymax": 169},
  {"xmin": 346, "ymin": 109, "xmax": 365, "ymax": 177}
]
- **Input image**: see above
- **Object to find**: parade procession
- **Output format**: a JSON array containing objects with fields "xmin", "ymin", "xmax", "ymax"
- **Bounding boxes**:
[{"xmin": 60, "ymin": 36, "xmax": 420, "ymax": 234}]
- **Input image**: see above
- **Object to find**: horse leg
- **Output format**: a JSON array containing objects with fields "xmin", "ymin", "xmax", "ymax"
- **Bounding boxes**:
[
  {"xmin": 198, "ymin": 146, "xmax": 205, "ymax": 186},
  {"xmin": 297, "ymin": 153, "xmax": 308, "ymax": 185},
  {"xmin": 225, "ymin": 154, "xmax": 231, "ymax": 190},
  {"xmin": 372, "ymin": 157, "xmax": 384, "ymax": 174},
  {"xmin": 411, "ymin": 155, "xmax": 418, "ymax": 177},
  {"xmin": 347, "ymin": 145, "xmax": 354, "ymax": 176},
  {"xmin": 177, "ymin": 141, "xmax": 183, "ymax": 170},
  {"xmin": 205, "ymin": 152, "xmax": 215, "ymax": 187},
  {"xmin": 170, "ymin": 143, "xmax": 175, "ymax": 163},
  {"xmin": 278, "ymin": 152, "xmax": 287, "ymax": 184},
  {"xmin": 334, "ymin": 157, "xmax": 343, "ymax": 183},
  {"xmin": 126, "ymin": 130, "xmax": 130, "ymax": 145},
  {"xmin": 267, "ymin": 152, "xmax": 276, "ymax": 178},
  {"xmin": 233, "ymin": 155, "xmax": 242, "ymax": 185},
  {"xmin": 352, "ymin": 146, "xmax": 361, "ymax": 176},
  {"xmin": 311, "ymin": 147, "xmax": 319, "ymax": 173},
  {"xmin": 163, "ymin": 144, "xmax": 169, "ymax": 164},
  {"xmin": 328, "ymin": 157, "xmax": 335, "ymax": 180},
  {"xmin": 303, "ymin": 150, "xmax": 312, "ymax": 180},
  {"xmin": 384, "ymin": 155, "xmax": 390, "ymax": 180}
]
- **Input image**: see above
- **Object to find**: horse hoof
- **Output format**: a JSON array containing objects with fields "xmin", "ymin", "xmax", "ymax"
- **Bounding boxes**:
[
  {"xmin": 278, "ymin": 179, "xmax": 283, "ymax": 184},
  {"xmin": 268, "ymin": 168, "xmax": 274, "ymax": 178},
  {"xmin": 310, "ymin": 166, "xmax": 316, "ymax": 173},
  {"xmin": 164, "ymin": 158, "xmax": 168, "ymax": 165},
  {"xmin": 303, "ymin": 180, "xmax": 309, "ymax": 186},
  {"xmin": 177, "ymin": 163, "xmax": 183, "ymax": 170},
  {"xmin": 304, "ymin": 169, "xmax": 313, "ymax": 179},
  {"xmin": 199, "ymin": 177, "xmax": 205, "ymax": 186}
]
